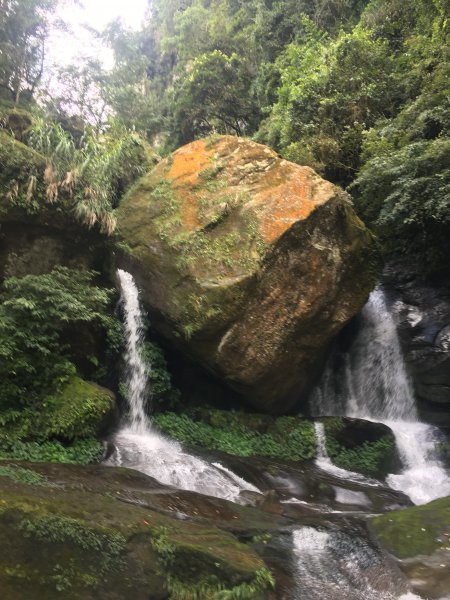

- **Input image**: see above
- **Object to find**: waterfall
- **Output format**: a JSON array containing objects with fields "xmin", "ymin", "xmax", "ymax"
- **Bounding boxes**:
[
  {"xmin": 313, "ymin": 422, "xmax": 376, "ymax": 484},
  {"xmin": 106, "ymin": 270, "xmax": 260, "ymax": 503},
  {"xmin": 311, "ymin": 288, "xmax": 450, "ymax": 505},
  {"xmin": 117, "ymin": 270, "xmax": 150, "ymax": 433}
]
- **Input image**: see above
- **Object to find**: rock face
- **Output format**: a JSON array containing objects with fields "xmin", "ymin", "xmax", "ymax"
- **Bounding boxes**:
[
  {"xmin": 371, "ymin": 496, "xmax": 450, "ymax": 599},
  {"xmin": 117, "ymin": 135, "xmax": 378, "ymax": 412},
  {"xmin": 0, "ymin": 131, "xmax": 113, "ymax": 280},
  {"xmin": 383, "ymin": 261, "xmax": 450, "ymax": 427},
  {"xmin": 0, "ymin": 461, "xmax": 275, "ymax": 600}
]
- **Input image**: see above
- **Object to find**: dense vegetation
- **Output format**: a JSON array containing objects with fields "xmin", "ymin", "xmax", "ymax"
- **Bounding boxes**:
[
  {"xmin": 2, "ymin": 0, "xmax": 449, "ymax": 268},
  {"xmin": 1, "ymin": 0, "xmax": 449, "ymax": 464},
  {"xmin": 101, "ymin": 0, "xmax": 450, "ymax": 273},
  {"xmin": 0, "ymin": 268, "xmax": 119, "ymax": 461}
]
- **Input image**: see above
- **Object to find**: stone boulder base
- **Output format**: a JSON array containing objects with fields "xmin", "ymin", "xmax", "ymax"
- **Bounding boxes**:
[
  {"xmin": 118, "ymin": 135, "xmax": 378, "ymax": 412},
  {"xmin": 0, "ymin": 462, "xmax": 275, "ymax": 600},
  {"xmin": 371, "ymin": 496, "xmax": 450, "ymax": 599}
]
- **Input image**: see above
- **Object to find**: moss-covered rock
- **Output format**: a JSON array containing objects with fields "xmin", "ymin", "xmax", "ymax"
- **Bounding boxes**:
[
  {"xmin": 371, "ymin": 496, "xmax": 450, "ymax": 599},
  {"xmin": 0, "ymin": 101, "xmax": 33, "ymax": 141},
  {"xmin": 0, "ymin": 129, "xmax": 46, "ymax": 211},
  {"xmin": 117, "ymin": 135, "xmax": 379, "ymax": 413},
  {"xmin": 0, "ymin": 129, "xmax": 114, "ymax": 283},
  {"xmin": 371, "ymin": 496, "xmax": 450, "ymax": 559},
  {"xmin": 0, "ymin": 378, "xmax": 116, "ymax": 463},
  {"xmin": 0, "ymin": 461, "xmax": 275, "ymax": 600},
  {"xmin": 321, "ymin": 417, "xmax": 401, "ymax": 478},
  {"xmin": 38, "ymin": 377, "xmax": 117, "ymax": 441}
]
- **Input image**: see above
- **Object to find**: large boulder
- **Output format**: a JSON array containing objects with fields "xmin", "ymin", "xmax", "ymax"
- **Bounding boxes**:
[{"xmin": 117, "ymin": 135, "xmax": 378, "ymax": 412}]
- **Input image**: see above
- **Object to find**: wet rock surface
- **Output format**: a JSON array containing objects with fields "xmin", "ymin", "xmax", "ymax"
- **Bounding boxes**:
[
  {"xmin": 0, "ymin": 449, "xmax": 417, "ymax": 600},
  {"xmin": 117, "ymin": 135, "xmax": 378, "ymax": 412},
  {"xmin": 383, "ymin": 261, "xmax": 450, "ymax": 428},
  {"xmin": 371, "ymin": 495, "xmax": 450, "ymax": 599}
]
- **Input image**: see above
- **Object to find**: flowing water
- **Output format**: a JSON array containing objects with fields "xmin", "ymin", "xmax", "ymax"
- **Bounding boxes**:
[
  {"xmin": 110, "ymin": 273, "xmax": 442, "ymax": 599},
  {"xmin": 106, "ymin": 270, "xmax": 260, "ymax": 502},
  {"xmin": 311, "ymin": 288, "xmax": 450, "ymax": 505},
  {"xmin": 314, "ymin": 422, "xmax": 380, "ymax": 486},
  {"xmin": 292, "ymin": 526, "xmax": 422, "ymax": 600}
]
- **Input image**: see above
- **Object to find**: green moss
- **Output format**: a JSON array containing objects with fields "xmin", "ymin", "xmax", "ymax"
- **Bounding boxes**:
[
  {"xmin": 326, "ymin": 436, "xmax": 395, "ymax": 477},
  {"xmin": 39, "ymin": 377, "xmax": 115, "ymax": 441},
  {"xmin": 154, "ymin": 410, "xmax": 316, "ymax": 461},
  {"xmin": 150, "ymin": 525, "xmax": 274, "ymax": 599},
  {"xmin": 19, "ymin": 514, "xmax": 126, "ymax": 573},
  {"xmin": 0, "ymin": 461, "xmax": 273, "ymax": 599},
  {"xmin": 371, "ymin": 496, "xmax": 450, "ymax": 559},
  {"xmin": 0, "ymin": 465, "xmax": 50, "ymax": 487},
  {"xmin": 0, "ymin": 439, "xmax": 104, "ymax": 465}
]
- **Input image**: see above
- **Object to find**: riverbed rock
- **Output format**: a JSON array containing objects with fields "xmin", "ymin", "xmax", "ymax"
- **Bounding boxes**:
[
  {"xmin": 117, "ymin": 135, "xmax": 378, "ymax": 412},
  {"xmin": 0, "ymin": 461, "xmax": 276, "ymax": 600},
  {"xmin": 371, "ymin": 496, "xmax": 450, "ymax": 599},
  {"xmin": 383, "ymin": 261, "xmax": 450, "ymax": 428}
]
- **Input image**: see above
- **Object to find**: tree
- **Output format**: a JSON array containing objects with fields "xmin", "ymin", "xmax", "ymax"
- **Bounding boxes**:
[
  {"xmin": 173, "ymin": 50, "xmax": 260, "ymax": 145},
  {"xmin": 0, "ymin": 0, "xmax": 58, "ymax": 104},
  {"xmin": 257, "ymin": 21, "xmax": 399, "ymax": 184}
]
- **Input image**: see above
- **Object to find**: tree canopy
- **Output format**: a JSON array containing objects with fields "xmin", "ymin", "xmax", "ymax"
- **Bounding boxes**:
[{"xmin": 1, "ymin": 0, "xmax": 449, "ymax": 272}]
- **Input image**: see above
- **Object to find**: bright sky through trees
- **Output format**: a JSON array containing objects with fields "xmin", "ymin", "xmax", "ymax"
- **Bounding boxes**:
[{"xmin": 48, "ymin": 0, "xmax": 148, "ymax": 69}]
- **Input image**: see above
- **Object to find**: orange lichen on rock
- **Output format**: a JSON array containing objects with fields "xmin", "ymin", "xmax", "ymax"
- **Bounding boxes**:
[
  {"xmin": 165, "ymin": 138, "xmax": 215, "ymax": 230},
  {"xmin": 117, "ymin": 134, "xmax": 378, "ymax": 413},
  {"xmin": 251, "ymin": 168, "xmax": 333, "ymax": 244},
  {"xmin": 167, "ymin": 139, "xmax": 212, "ymax": 186}
]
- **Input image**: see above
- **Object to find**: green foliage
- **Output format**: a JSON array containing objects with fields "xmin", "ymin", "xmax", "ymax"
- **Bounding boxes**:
[
  {"xmin": 39, "ymin": 377, "xmax": 114, "ymax": 441},
  {"xmin": 19, "ymin": 514, "xmax": 126, "ymax": 573},
  {"xmin": 0, "ymin": 267, "xmax": 113, "ymax": 409},
  {"xmin": 154, "ymin": 411, "xmax": 316, "ymax": 461},
  {"xmin": 352, "ymin": 51, "xmax": 450, "ymax": 272},
  {"xmin": 166, "ymin": 567, "xmax": 275, "ymax": 600},
  {"xmin": 142, "ymin": 341, "xmax": 181, "ymax": 408},
  {"xmin": 257, "ymin": 21, "xmax": 399, "ymax": 184},
  {"xmin": 0, "ymin": 0, "xmax": 58, "ymax": 105},
  {"xmin": 326, "ymin": 435, "xmax": 395, "ymax": 477},
  {"xmin": 150, "ymin": 526, "xmax": 177, "ymax": 567},
  {"xmin": 26, "ymin": 119, "xmax": 152, "ymax": 233},
  {"xmin": 0, "ymin": 464, "xmax": 50, "ymax": 487},
  {"xmin": 0, "ymin": 439, "xmax": 104, "ymax": 465},
  {"xmin": 151, "ymin": 526, "xmax": 275, "ymax": 600},
  {"xmin": 0, "ymin": 268, "xmax": 117, "ymax": 467},
  {"xmin": 173, "ymin": 50, "xmax": 260, "ymax": 146},
  {"xmin": 101, "ymin": 0, "xmax": 370, "ymax": 151}
]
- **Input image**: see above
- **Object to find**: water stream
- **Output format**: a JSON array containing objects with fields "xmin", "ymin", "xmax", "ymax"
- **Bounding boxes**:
[
  {"xmin": 311, "ymin": 288, "xmax": 450, "ymax": 505},
  {"xmin": 106, "ymin": 270, "xmax": 259, "ymax": 502},
  {"xmin": 108, "ymin": 273, "xmax": 439, "ymax": 600},
  {"xmin": 314, "ymin": 422, "xmax": 380, "ymax": 486},
  {"xmin": 292, "ymin": 526, "xmax": 422, "ymax": 600}
]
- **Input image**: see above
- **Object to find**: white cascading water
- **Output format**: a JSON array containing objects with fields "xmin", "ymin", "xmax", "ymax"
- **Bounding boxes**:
[
  {"xmin": 292, "ymin": 527, "xmax": 422, "ymax": 600},
  {"xmin": 313, "ymin": 422, "xmax": 380, "ymax": 486},
  {"xmin": 106, "ymin": 270, "xmax": 260, "ymax": 502},
  {"xmin": 311, "ymin": 288, "xmax": 450, "ymax": 505}
]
